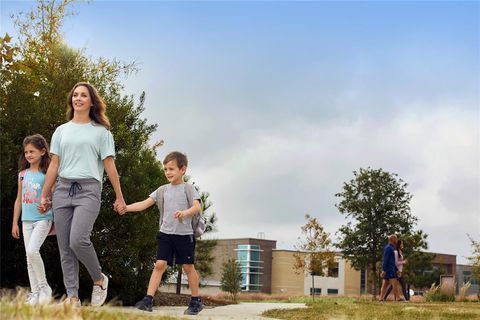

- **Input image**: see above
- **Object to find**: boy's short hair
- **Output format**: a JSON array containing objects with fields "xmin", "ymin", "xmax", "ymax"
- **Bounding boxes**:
[{"xmin": 163, "ymin": 151, "xmax": 188, "ymax": 169}]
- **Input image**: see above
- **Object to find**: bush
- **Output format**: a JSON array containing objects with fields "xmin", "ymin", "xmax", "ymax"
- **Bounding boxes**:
[{"xmin": 424, "ymin": 284, "xmax": 455, "ymax": 302}]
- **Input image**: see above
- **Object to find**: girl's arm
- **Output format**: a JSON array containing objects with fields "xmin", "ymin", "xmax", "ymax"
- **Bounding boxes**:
[
  {"xmin": 104, "ymin": 156, "xmax": 126, "ymax": 214},
  {"xmin": 11, "ymin": 178, "xmax": 22, "ymax": 239},
  {"xmin": 123, "ymin": 198, "xmax": 156, "ymax": 215},
  {"xmin": 174, "ymin": 199, "xmax": 201, "ymax": 220},
  {"xmin": 40, "ymin": 155, "xmax": 59, "ymax": 210}
]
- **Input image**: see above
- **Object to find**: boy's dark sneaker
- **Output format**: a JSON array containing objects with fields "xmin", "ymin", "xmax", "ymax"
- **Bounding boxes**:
[
  {"xmin": 135, "ymin": 296, "xmax": 153, "ymax": 312},
  {"xmin": 184, "ymin": 299, "xmax": 203, "ymax": 315}
]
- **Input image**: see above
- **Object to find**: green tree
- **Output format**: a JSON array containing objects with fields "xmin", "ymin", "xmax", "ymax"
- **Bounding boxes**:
[
  {"xmin": 467, "ymin": 234, "xmax": 480, "ymax": 297},
  {"xmin": 0, "ymin": 0, "xmax": 168, "ymax": 305},
  {"xmin": 220, "ymin": 259, "xmax": 243, "ymax": 302},
  {"xmin": 293, "ymin": 214, "xmax": 335, "ymax": 299},
  {"xmin": 335, "ymin": 167, "xmax": 426, "ymax": 298}
]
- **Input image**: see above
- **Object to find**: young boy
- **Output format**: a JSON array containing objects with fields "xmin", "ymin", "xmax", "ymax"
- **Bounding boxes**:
[{"xmin": 121, "ymin": 151, "xmax": 203, "ymax": 314}]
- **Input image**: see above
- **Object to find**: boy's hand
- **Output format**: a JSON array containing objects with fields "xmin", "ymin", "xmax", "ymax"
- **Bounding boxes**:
[
  {"xmin": 113, "ymin": 197, "xmax": 127, "ymax": 214},
  {"xmin": 12, "ymin": 224, "xmax": 20, "ymax": 239},
  {"xmin": 117, "ymin": 205, "xmax": 128, "ymax": 216},
  {"xmin": 174, "ymin": 210, "xmax": 189, "ymax": 222}
]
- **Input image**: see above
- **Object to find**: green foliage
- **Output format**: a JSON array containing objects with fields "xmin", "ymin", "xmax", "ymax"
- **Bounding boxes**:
[
  {"xmin": 467, "ymin": 234, "xmax": 480, "ymax": 297},
  {"xmin": 220, "ymin": 259, "xmax": 243, "ymax": 301},
  {"xmin": 335, "ymin": 167, "xmax": 425, "ymax": 297},
  {"xmin": 424, "ymin": 284, "xmax": 455, "ymax": 302},
  {"xmin": 0, "ymin": 0, "xmax": 167, "ymax": 305},
  {"xmin": 293, "ymin": 214, "xmax": 335, "ymax": 277}
]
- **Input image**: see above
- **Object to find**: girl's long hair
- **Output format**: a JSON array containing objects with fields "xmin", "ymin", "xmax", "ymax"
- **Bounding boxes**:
[
  {"xmin": 19, "ymin": 134, "xmax": 51, "ymax": 174},
  {"xmin": 396, "ymin": 239, "xmax": 404, "ymax": 259},
  {"xmin": 67, "ymin": 82, "xmax": 111, "ymax": 130}
]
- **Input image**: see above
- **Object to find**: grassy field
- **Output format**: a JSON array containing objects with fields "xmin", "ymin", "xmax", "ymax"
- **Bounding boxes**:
[
  {"xmin": 262, "ymin": 297, "xmax": 480, "ymax": 320},
  {"xmin": 0, "ymin": 292, "xmax": 177, "ymax": 320}
]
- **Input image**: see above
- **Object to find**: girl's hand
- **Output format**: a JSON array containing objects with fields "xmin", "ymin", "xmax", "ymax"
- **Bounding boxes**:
[{"xmin": 12, "ymin": 224, "xmax": 20, "ymax": 239}]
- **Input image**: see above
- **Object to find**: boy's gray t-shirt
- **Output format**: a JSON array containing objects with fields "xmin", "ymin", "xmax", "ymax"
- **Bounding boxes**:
[{"xmin": 149, "ymin": 183, "xmax": 200, "ymax": 235}]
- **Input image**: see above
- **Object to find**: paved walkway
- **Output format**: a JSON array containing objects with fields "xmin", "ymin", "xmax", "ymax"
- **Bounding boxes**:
[{"xmin": 116, "ymin": 302, "xmax": 307, "ymax": 319}]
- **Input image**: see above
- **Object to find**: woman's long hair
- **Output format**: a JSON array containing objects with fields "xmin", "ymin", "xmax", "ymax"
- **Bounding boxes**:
[
  {"xmin": 66, "ymin": 82, "xmax": 111, "ymax": 130},
  {"xmin": 19, "ymin": 134, "xmax": 51, "ymax": 174},
  {"xmin": 396, "ymin": 239, "xmax": 404, "ymax": 259}
]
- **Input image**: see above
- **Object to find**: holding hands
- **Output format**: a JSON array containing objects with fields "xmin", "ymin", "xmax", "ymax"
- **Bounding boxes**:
[{"xmin": 113, "ymin": 197, "xmax": 127, "ymax": 215}]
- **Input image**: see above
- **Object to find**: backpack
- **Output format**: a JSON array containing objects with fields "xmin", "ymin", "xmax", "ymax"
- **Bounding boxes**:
[{"xmin": 154, "ymin": 183, "xmax": 206, "ymax": 238}]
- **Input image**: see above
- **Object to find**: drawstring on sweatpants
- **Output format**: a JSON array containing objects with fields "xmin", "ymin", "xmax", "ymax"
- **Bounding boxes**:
[{"xmin": 68, "ymin": 182, "xmax": 82, "ymax": 197}]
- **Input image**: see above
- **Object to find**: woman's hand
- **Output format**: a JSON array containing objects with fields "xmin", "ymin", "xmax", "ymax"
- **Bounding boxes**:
[{"xmin": 113, "ymin": 197, "xmax": 126, "ymax": 214}]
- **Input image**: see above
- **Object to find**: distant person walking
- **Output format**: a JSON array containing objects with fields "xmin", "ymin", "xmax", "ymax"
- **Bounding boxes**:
[
  {"xmin": 384, "ymin": 239, "xmax": 409, "ymax": 301},
  {"xmin": 39, "ymin": 82, "xmax": 126, "ymax": 307},
  {"xmin": 379, "ymin": 234, "xmax": 404, "ymax": 301},
  {"xmin": 12, "ymin": 134, "xmax": 54, "ymax": 305}
]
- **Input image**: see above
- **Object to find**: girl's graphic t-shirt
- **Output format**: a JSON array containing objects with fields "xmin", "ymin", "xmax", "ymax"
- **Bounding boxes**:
[{"xmin": 20, "ymin": 169, "xmax": 53, "ymax": 221}]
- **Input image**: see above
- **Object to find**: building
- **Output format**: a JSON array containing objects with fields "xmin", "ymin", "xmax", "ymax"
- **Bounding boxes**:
[
  {"xmin": 206, "ymin": 238, "xmax": 277, "ymax": 293},
  {"xmin": 271, "ymin": 250, "xmax": 365, "ymax": 296},
  {"xmin": 201, "ymin": 238, "xmax": 460, "ymax": 297},
  {"xmin": 456, "ymin": 264, "xmax": 479, "ymax": 296}
]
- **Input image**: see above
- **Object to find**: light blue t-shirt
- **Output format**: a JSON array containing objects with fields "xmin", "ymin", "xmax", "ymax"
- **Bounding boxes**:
[
  {"xmin": 20, "ymin": 169, "xmax": 53, "ymax": 221},
  {"xmin": 50, "ymin": 121, "xmax": 115, "ymax": 182}
]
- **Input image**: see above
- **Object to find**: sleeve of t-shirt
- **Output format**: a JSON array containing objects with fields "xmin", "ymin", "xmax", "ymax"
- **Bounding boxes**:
[
  {"xmin": 149, "ymin": 187, "xmax": 160, "ymax": 202},
  {"xmin": 50, "ymin": 128, "xmax": 61, "ymax": 156},
  {"xmin": 100, "ymin": 130, "xmax": 115, "ymax": 160}
]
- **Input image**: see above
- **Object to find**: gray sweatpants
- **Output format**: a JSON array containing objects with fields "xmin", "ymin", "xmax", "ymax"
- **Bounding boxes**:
[{"xmin": 52, "ymin": 177, "xmax": 103, "ymax": 298}]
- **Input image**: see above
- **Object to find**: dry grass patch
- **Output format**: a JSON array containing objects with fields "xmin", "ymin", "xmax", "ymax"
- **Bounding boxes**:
[
  {"xmin": 263, "ymin": 297, "xmax": 480, "ymax": 320},
  {"xmin": 0, "ymin": 290, "xmax": 177, "ymax": 320}
]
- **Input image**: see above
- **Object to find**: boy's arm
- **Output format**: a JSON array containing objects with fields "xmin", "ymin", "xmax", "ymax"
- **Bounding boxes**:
[
  {"xmin": 122, "ymin": 197, "xmax": 156, "ymax": 215},
  {"xmin": 174, "ymin": 199, "xmax": 201, "ymax": 220}
]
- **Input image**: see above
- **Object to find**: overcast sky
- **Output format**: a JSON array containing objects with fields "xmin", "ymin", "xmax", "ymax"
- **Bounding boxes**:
[{"xmin": 2, "ymin": 1, "xmax": 478, "ymax": 264}]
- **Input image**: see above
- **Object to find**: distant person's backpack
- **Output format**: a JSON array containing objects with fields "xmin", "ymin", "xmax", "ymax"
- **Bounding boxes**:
[{"xmin": 155, "ymin": 183, "xmax": 206, "ymax": 238}]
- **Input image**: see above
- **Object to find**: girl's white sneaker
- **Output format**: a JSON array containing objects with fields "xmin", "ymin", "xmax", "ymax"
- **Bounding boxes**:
[
  {"xmin": 26, "ymin": 292, "xmax": 39, "ymax": 305},
  {"xmin": 38, "ymin": 284, "xmax": 52, "ymax": 304}
]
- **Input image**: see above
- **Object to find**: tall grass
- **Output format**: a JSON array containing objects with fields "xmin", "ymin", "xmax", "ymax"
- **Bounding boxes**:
[{"xmin": 0, "ymin": 289, "xmax": 177, "ymax": 320}]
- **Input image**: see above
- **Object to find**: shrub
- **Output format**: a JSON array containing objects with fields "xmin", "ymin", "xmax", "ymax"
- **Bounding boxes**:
[{"xmin": 424, "ymin": 284, "xmax": 455, "ymax": 302}]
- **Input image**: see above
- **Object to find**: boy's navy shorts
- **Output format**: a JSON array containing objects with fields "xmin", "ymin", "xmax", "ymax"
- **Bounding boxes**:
[{"xmin": 156, "ymin": 232, "xmax": 195, "ymax": 266}]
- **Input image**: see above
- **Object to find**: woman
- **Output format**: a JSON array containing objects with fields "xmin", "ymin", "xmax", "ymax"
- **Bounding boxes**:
[{"xmin": 40, "ymin": 82, "xmax": 126, "ymax": 307}]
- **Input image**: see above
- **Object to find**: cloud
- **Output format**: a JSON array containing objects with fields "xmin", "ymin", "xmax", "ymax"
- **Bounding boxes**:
[{"xmin": 181, "ymin": 105, "xmax": 479, "ymax": 264}]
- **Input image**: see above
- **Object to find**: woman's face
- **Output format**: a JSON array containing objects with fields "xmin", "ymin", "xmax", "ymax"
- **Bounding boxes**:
[{"xmin": 72, "ymin": 85, "xmax": 92, "ymax": 113}]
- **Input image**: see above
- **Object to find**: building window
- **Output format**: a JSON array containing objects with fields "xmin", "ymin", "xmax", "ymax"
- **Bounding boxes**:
[
  {"xmin": 235, "ymin": 244, "xmax": 264, "ymax": 292},
  {"xmin": 328, "ymin": 263, "xmax": 339, "ymax": 278},
  {"xmin": 360, "ymin": 269, "xmax": 366, "ymax": 294},
  {"xmin": 327, "ymin": 289, "xmax": 338, "ymax": 295},
  {"xmin": 310, "ymin": 288, "xmax": 321, "ymax": 295}
]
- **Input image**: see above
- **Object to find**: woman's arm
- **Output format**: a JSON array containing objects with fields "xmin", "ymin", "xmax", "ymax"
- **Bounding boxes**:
[{"xmin": 104, "ymin": 156, "xmax": 126, "ymax": 213}]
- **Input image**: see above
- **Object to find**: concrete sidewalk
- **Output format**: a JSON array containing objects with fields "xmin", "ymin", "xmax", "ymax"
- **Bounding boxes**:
[{"xmin": 117, "ymin": 302, "xmax": 307, "ymax": 319}]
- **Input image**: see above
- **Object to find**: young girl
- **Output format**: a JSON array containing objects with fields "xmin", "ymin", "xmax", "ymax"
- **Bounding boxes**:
[{"xmin": 11, "ymin": 134, "xmax": 54, "ymax": 305}]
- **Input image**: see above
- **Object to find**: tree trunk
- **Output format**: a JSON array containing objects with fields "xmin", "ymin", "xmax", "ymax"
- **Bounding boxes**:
[
  {"xmin": 372, "ymin": 264, "xmax": 377, "ymax": 299},
  {"xmin": 176, "ymin": 267, "xmax": 183, "ymax": 295}
]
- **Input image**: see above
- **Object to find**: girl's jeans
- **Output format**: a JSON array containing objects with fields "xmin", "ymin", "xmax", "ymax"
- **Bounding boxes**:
[{"xmin": 22, "ymin": 220, "xmax": 52, "ymax": 293}]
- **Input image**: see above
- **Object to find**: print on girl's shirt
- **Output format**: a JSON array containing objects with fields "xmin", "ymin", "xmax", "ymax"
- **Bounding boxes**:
[{"xmin": 22, "ymin": 177, "xmax": 41, "ymax": 204}]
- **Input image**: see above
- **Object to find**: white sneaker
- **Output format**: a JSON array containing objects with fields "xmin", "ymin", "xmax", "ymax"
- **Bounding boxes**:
[
  {"xmin": 91, "ymin": 273, "xmax": 109, "ymax": 307},
  {"xmin": 38, "ymin": 284, "xmax": 52, "ymax": 304},
  {"xmin": 26, "ymin": 292, "xmax": 39, "ymax": 305}
]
